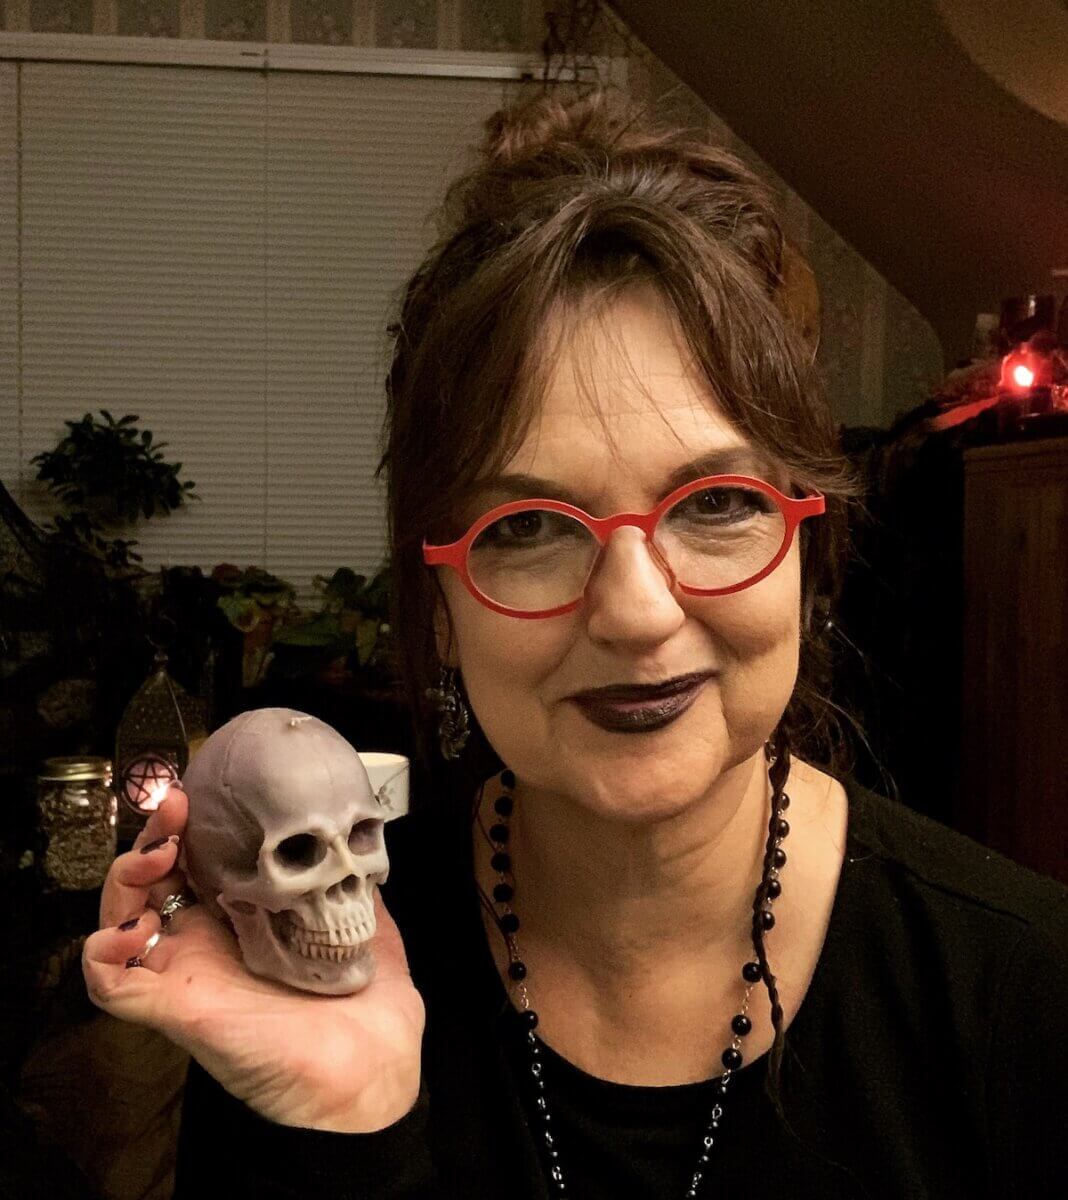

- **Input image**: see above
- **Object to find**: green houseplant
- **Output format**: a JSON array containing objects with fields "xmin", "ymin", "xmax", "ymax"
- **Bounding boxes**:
[
  {"xmin": 210, "ymin": 564, "xmax": 298, "ymax": 688},
  {"xmin": 30, "ymin": 410, "xmax": 199, "ymax": 573},
  {"xmin": 210, "ymin": 563, "xmax": 395, "ymax": 691},
  {"xmin": 270, "ymin": 565, "xmax": 395, "ymax": 687}
]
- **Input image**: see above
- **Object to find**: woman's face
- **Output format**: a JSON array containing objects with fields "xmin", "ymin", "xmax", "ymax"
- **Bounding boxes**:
[{"xmin": 435, "ymin": 283, "xmax": 802, "ymax": 823}]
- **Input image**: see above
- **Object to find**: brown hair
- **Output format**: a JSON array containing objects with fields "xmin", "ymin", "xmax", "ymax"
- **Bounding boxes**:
[{"xmin": 379, "ymin": 87, "xmax": 860, "ymax": 776}]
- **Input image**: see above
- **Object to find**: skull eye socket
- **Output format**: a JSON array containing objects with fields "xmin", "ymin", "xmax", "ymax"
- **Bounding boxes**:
[
  {"xmin": 349, "ymin": 818, "xmax": 383, "ymax": 854},
  {"xmin": 274, "ymin": 833, "xmax": 327, "ymax": 870}
]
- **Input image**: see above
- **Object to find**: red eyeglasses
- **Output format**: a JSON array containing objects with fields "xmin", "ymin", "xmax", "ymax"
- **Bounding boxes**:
[{"xmin": 423, "ymin": 474, "xmax": 826, "ymax": 619}]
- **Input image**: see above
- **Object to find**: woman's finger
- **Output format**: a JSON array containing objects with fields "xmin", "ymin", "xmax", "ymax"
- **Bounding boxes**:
[
  {"xmin": 82, "ymin": 910, "xmax": 176, "ymax": 1025},
  {"xmin": 87, "ymin": 908, "xmax": 177, "ymax": 969},
  {"xmin": 131, "ymin": 784, "xmax": 189, "ymax": 851},
  {"xmin": 98, "ymin": 834, "xmax": 182, "ymax": 929}
]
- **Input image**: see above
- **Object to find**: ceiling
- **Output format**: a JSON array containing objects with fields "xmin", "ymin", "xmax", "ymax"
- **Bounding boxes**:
[{"xmin": 611, "ymin": 0, "xmax": 1068, "ymax": 362}]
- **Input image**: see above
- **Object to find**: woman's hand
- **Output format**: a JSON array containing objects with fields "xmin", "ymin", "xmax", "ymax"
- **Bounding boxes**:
[{"xmin": 82, "ymin": 786, "xmax": 425, "ymax": 1133}]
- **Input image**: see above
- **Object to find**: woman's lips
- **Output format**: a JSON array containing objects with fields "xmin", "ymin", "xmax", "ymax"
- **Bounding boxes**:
[{"xmin": 569, "ymin": 676, "xmax": 712, "ymax": 732}]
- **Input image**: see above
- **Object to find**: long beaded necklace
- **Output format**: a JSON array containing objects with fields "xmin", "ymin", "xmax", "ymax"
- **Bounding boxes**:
[{"xmin": 483, "ymin": 764, "xmax": 791, "ymax": 1199}]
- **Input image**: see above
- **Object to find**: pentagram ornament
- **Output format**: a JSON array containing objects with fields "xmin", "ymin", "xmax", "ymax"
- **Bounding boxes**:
[
  {"xmin": 114, "ymin": 644, "xmax": 204, "ymax": 817},
  {"xmin": 120, "ymin": 751, "xmax": 180, "ymax": 813}
]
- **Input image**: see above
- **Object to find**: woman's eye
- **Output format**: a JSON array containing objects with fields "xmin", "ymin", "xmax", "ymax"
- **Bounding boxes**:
[
  {"xmin": 503, "ymin": 512, "xmax": 544, "ymax": 538},
  {"xmin": 476, "ymin": 509, "xmax": 588, "ymax": 552},
  {"xmin": 481, "ymin": 511, "xmax": 543, "ymax": 543},
  {"xmin": 686, "ymin": 487, "xmax": 766, "ymax": 518}
]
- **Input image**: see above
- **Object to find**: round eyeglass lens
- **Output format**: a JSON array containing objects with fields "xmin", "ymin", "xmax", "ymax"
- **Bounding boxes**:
[
  {"xmin": 468, "ymin": 508, "xmax": 599, "ymax": 611},
  {"xmin": 653, "ymin": 483, "xmax": 786, "ymax": 593},
  {"xmin": 466, "ymin": 484, "xmax": 786, "ymax": 611}
]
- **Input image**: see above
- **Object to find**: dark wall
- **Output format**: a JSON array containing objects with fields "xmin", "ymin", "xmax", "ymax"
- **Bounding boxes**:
[{"xmin": 612, "ymin": 0, "xmax": 1068, "ymax": 361}]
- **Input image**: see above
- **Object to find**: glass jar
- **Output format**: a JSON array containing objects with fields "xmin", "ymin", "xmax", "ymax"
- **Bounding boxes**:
[{"xmin": 36, "ymin": 757, "xmax": 117, "ymax": 891}]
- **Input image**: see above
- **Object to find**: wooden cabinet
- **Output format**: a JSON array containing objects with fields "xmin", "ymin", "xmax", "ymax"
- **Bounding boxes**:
[{"xmin": 960, "ymin": 437, "xmax": 1068, "ymax": 883}]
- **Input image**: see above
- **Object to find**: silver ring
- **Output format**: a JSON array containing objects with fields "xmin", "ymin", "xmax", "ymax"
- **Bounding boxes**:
[
  {"xmin": 125, "ymin": 931, "xmax": 162, "ymax": 969},
  {"xmin": 160, "ymin": 890, "xmax": 196, "ymax": 931}
]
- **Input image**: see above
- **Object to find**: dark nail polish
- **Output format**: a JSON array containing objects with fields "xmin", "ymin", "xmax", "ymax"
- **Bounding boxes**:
[
  {"xmin": 140, "ymin": 836, "xmax": 169, "ymax": 854},
  {"xmin": 117, "ymin": 917, "xmax": 140, "ymax": 931}
]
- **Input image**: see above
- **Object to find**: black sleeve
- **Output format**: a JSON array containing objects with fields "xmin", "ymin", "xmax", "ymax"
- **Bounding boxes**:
[
  {"xmin": 173, "ymin": 1058, "xmax": 441, "ymax": 1199},
  {"xmin": 987, "ymin": 901, "xmax": 1068, "ymax": 1195}
]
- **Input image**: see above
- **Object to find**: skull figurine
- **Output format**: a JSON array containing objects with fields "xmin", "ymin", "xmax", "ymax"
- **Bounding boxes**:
[{"xmin": 180, "ymin": 707, "xmax": 391, "ymax": 995}]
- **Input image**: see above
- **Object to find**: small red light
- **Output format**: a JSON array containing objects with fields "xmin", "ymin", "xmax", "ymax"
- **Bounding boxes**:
[{"xmin": 1000, "ymin": 346, "xmax": 1051, "ymax": 392}]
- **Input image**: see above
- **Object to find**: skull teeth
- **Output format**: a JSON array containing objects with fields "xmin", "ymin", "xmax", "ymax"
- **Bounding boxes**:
[
  {"xmin": 280, "ymin": 912, "xmax": 375, "ymax": 953},
  {"xmin": 295, "ymin": 941, "xmax": 370, "ymax": 963}
]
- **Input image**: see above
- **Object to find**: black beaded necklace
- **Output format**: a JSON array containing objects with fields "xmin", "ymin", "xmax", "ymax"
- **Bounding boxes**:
[{"xmin": 483, "ymin": 764, "xmax": 792, "ymax": 1199}]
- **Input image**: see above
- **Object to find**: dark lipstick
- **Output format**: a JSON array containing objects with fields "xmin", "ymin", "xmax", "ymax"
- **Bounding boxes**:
[{"xmin": 569, "ymin": 671, "xmax": 715, "ymax": 733}]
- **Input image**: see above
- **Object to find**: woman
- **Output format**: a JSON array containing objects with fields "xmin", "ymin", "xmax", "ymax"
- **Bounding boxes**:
[{"xmin": 84, "ymin": 90, "xmax": 1066, "ymax": 1198}]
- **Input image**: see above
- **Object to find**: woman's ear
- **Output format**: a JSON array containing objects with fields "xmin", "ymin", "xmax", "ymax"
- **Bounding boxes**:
[{"xmin": 432, "ymin": 595, "xmax": 458, "ymax": 669}]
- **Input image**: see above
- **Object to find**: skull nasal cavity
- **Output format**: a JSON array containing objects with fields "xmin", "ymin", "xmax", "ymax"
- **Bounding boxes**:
[
  {"xmin": 329, "ymin": 876, "xmax": 362, "ymax": 901},
  {"xmin": 275, "ymin": 833, "xmax": 327, "ymax": 870}
]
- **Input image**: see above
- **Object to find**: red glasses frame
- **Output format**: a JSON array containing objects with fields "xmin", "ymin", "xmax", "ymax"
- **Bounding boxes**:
[{"xmin": 422, "ymin": 474, "xmax": 826, "ymax": 620}]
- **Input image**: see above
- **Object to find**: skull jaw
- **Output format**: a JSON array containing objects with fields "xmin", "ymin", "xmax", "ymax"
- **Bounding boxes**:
[{"xmin": 218, "ymin": 896, "xmax": 378, "ymax": 996}]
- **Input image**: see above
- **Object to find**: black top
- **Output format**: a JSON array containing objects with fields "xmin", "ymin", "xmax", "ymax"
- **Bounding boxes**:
[{"xmin": 174, "ymin": 776, "xmax": 1068, "ymax": 1199}]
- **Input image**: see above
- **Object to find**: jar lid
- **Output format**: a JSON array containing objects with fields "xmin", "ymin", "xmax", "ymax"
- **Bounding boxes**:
[{"xmin": 39, "ymin": 756, "xmax": 113, "ymax": 782}]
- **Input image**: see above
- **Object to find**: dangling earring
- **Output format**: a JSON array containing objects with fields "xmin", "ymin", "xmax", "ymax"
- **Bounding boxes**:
[{"xmin": 425, "ymin": 665, "xmax": 471, "ymax": 760}]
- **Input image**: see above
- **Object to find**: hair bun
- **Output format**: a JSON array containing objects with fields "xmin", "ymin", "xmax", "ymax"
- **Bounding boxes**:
[
  {"xmin": 480, "ymin": 88, "xmax": 638, "ymax": 168},
  {"xmin": 468, "ymin": 88, "xmax": 784, "ymax": 299}
]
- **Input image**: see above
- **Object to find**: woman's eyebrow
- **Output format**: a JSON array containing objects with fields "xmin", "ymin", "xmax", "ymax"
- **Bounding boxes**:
[{"xmin": 470, "ymin": 447, "xmax": 780, "ymax": 506}]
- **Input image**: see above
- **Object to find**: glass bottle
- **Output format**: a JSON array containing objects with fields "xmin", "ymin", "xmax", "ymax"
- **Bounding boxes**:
[{"xmin": 36, "ymin": 756, "xmax": 117, "ymax": 891}]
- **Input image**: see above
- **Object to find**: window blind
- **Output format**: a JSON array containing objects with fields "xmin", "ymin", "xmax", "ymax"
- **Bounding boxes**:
[
  {"xmin": 263, "ymin": 71, "xmax": 512, "ymax": 594},
  {"xmin": 0, "ymin": 63, "xmax": 16, "ymax": 487},
  {"xmin": 5, "ymin": 61, "xmax": 513, "ymax": 602}
]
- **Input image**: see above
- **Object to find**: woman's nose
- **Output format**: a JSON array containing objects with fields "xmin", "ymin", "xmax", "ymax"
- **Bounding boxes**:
[{"xmin": 582, "ymin": 525, "xmax": 685, "ymax": 642}]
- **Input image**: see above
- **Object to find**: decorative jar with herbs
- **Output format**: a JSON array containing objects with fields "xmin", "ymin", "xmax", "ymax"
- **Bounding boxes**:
[{"xmin": 35, "ymin": 756, "xmax": 117, "ymax": 891}]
